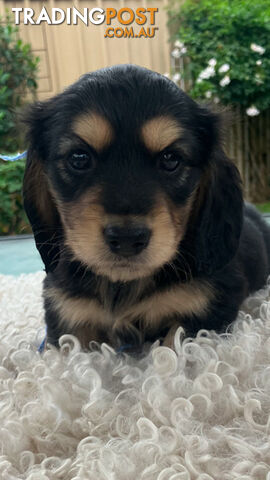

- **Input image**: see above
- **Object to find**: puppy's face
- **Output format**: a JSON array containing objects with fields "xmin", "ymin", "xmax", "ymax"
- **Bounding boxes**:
[
  {"xmin": 55, "ymin": 110, "xmax": 201, "ymax": 282},
  {"xmin": 24, "ymin": 65, "xmax": 241, "ymax": 280}
]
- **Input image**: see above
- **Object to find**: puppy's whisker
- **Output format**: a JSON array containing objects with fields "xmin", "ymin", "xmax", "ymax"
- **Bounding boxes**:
[{"xmin": 175, "ymin": 250, "xmax": 193, "ymax": 281}]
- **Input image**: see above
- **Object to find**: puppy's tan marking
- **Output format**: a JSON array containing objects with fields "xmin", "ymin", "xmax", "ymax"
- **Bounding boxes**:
[
  {"xmin": 166, "ymin": 189, "xmax": 197, "ymax": 242},
  {"xmin": 57, "ymin": 186, "xmax": 105, "ymax": 259},
  {"xmin": 45, "ymin": 287, "xmax": 107, "ymax": 329},
  {"xmin": 72, "ymin": 112, "xmax": 114, "ymax": 151},
  {"xmin": 162, "ymin": 324, "xmax": 181, "ymax": 349},
  {"xmin": 141, "ymin": 116, "xmax": 183, "ymax": 153},
  {"xmin": 45, "ymin": 279, "xmax": 214, "ymax": 348},
  {"xmin": 59, "ymin": 188, "xmax": 197, "ymax": 283},
  {"xmin": 114, "ymin": 279, "xmax": 214, "ymax": 332}
]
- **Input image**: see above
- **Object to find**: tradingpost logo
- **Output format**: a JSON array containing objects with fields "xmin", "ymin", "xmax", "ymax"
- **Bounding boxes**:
[{"xmin": 12, "ymin": 7, "xmax": 159, "ymax": 38}]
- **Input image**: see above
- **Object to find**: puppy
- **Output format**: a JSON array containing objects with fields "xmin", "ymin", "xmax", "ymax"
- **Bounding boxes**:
[{"xmin": 23, "ymin": 64, "xmax": 270, "ymax": 351}]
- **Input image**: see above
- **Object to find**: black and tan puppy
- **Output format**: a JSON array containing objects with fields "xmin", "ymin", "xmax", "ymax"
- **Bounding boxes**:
[{"xmin": 23, "ymin": 64, "xmax": 270, "ymax": 351}]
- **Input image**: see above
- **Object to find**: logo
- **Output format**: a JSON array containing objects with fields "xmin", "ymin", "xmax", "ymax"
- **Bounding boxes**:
[{"xmin": 12, "ymin": 7, "xmax": 159, "ymax": 38}]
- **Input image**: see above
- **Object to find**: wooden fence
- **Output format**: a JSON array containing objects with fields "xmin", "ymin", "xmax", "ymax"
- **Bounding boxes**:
[{"xmin": 226, "ymin": 108, "xmax": 270, "ymax": 202}]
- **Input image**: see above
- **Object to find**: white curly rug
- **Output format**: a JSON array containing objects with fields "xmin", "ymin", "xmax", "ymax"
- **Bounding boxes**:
[{"xmin": 1, "ymin": 272, "xmax": 270, "ymax": 480}]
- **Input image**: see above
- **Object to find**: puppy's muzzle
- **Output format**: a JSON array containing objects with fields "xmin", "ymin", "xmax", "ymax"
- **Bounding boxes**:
[{"xmin": 104, "ymin": 224, "xmax": 151, "ymax": 257}]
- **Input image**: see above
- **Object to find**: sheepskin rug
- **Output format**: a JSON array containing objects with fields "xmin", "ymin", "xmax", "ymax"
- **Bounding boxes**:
[{"xmin": 1, "ymin": 272, "xmax": 270, "ymax": 480}]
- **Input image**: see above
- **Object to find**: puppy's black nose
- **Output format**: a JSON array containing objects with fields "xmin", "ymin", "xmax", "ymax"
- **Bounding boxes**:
[{"xmin": 104, "ymin": 225, "xmax": 151, "ymax": 257}]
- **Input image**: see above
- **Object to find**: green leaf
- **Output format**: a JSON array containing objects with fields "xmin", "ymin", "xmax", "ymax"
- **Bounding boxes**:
[
  {"xmin": 169, "ymin": 0, "xmax": 270, "ymax": 110},
  {"xmin": 0, "ymin": 13, "xmax": 38, "ymax": 157}
]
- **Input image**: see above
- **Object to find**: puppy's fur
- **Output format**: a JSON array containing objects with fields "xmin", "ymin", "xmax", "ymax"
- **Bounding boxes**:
[{"xmin": 23, "ymin": 64, "xmax": 270, "ymax": 350}]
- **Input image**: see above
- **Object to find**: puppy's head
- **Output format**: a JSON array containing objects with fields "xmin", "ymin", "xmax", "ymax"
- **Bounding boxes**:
[{"xmin": 23, "ymin": 65, "xmax": 242, "ymax": 281}]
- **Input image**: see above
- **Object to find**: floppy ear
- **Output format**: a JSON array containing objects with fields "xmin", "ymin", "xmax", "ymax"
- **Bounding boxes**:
[
  {"xmin": 22, "ymin": 103, "xmax": 62, "ymax": 273},
  {"xmin": 194, "ymin": 150, "xmax": 243, "ymax": 274}
]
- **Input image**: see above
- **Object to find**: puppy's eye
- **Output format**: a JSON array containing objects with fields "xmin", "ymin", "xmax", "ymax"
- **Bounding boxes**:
[
  {"xmin": 158, "ymin": 152, "xmax": 180, "ymax": 173},
  {"xmin": 68, "ymin": 152, "xmax": 93, "ymax": 172}
]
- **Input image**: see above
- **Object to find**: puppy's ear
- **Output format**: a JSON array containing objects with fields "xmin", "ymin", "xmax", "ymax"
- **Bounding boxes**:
[
  {"xmin": 194, "ymin": 150, "xmax": 243, "ymax": 274},
  {"xmin": 22, "ymin": 102, "xmax": 62, "ymax": 273}
]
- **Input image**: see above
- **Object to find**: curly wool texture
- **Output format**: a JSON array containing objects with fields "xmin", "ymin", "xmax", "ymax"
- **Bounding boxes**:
[{"xmin": 1, "ymin": 273, "xmax": 270, "ymax": 479}]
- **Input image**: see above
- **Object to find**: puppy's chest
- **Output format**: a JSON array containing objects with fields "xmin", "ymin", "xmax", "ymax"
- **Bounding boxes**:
[
  {"xmin": 45, "ymin": 277, "xmax": 156, "ymax": 333},
  {"xmin": 45, "ymin": 275, "xmax": 213, "ymax": 345},
  {"xmin": 81, "ymin": 277, "xmax": 157, "ymax": 330},
  {"xmin": 98, "ymin": 279, "xmax": 138, "ymax": 313}
]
